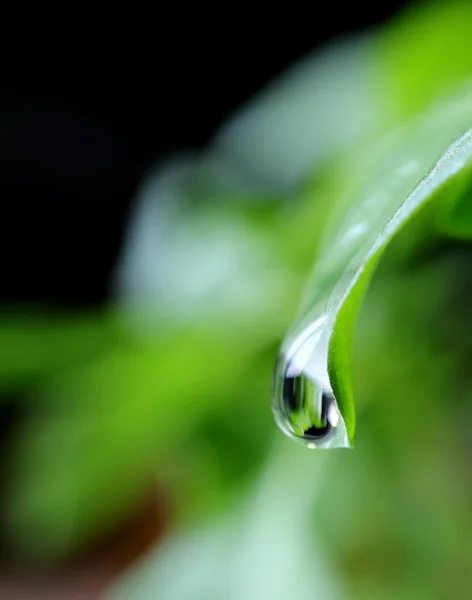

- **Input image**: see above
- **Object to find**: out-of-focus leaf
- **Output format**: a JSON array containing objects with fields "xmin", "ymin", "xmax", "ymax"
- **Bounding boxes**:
[
  {"xmin": 0, "ymin": 311, "xmax": 124, "ymax": 392},
  {"xmin": 376, "ymin": 0, "xmax": 472, "ymax": 121},
  {"xmin": 2, "ymin": 308, "xmax": 291, "ymax": 561},
  {"xmin": 113, "ymin": 157, "xmax": 305, "ymax": 327},
  {"xmin": 211, "ymin": 35, "xmax": 378, "ymax": 192},
  {"xmin": 434, "ymin": 167, "xmax": 472, "ymax": 238},
  {"xmin": 107, "ymin": 441, "xmax": 343, "ymax": 600},
  {"xmin": 313, "ymin": 249, "xmax": 472, "ymax": 598},
  {"xmin": 279, "ymin": 84, "xmax": 472, "ymax": 443}
]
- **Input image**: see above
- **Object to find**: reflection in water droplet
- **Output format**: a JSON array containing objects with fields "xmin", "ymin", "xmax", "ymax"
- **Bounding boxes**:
[{"xmin": 272, "ymin": 327, "xmax": 350, "ymax": 449}]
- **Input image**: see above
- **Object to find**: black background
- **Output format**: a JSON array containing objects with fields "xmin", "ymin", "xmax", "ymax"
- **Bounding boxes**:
[{"xmin": 1, "ymin": 3, "xmax": 409, "ymax": 308}]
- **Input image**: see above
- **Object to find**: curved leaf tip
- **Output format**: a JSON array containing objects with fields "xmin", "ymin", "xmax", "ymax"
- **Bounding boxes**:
[{"xmin": 276, "ymin": 85, "xmax": 472, "ymax": 446}]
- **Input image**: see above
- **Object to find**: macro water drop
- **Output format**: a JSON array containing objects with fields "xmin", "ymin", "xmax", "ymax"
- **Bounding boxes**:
[{"xmin": 272, "ymin": 317, "xmax": 350, "ymax": 449}]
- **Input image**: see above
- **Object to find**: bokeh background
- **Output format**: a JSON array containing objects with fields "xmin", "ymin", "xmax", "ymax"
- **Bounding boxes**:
[{"xmin": 2, "ymin": 1, "xmax": 472, "ymax": 598}]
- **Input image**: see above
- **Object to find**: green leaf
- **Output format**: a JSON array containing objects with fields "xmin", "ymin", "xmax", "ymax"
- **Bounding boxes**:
[
  {"xmin": 375, "ymin": 0, "xmax": 472, "ymax": 121},
  {"xmin": 281, "ymin": 83, "xmax": 472, "ymax": 444}
]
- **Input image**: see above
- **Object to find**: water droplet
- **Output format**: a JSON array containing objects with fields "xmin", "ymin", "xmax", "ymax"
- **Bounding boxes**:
[{"xmin": 272, "ymin": 323, "xmax": 350, "ymax": 449}]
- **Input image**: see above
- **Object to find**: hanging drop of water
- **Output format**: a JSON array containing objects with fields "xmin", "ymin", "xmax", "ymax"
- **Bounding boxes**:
[{"xmin": 272, "ymin": 319, "xmax": 350, "ymax": 449}]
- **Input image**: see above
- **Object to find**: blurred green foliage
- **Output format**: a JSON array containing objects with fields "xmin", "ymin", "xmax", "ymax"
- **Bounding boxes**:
[
  {"xmin": 375, "ymin": 0, "xmax": 472, "ymax": 120},
  {"xmin": 3, "ymin": 2, "xmax": 472, "ymax": 599}
]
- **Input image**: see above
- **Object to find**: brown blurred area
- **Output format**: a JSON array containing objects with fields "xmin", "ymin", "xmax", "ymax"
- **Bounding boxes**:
[{"xmin": 0, "ymin": 487, "xmax": 167, "ymax": 599}]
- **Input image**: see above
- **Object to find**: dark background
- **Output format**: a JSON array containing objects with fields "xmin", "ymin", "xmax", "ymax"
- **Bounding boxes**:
[{"xmin": 1, "ymin": 3, "xmax": 409, "ymax": 308}]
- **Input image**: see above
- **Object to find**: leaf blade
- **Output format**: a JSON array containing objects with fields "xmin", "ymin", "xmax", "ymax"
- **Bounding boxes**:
[{"xmin": 282, "ymin": 85, "xmax": 472, "ymax": 444}]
